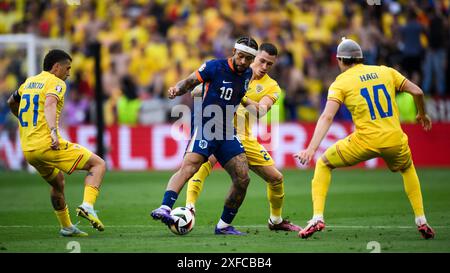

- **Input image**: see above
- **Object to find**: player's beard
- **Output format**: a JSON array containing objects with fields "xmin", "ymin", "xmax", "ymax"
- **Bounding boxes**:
[{"xmin": 233, "ymin": 59, "xmax": 247, "ymax": 73}]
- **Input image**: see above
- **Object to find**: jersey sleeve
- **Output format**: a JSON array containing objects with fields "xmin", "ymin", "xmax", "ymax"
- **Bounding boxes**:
[
  {"xmin": 195, "ymin": 60, "xmax": 216, "ymax": 83},
  {"xmin": 327, "ymin": 81, "xmax": 345, "ymax": 104},
  {"xmin": 387, "ymin": 66, "xmax": 407, "ymax": 92},
  {"xmin": 265, "ymin": 83, "xmax": 281, "ymax": 103},
  {"xmin": 46, "ymin": 78, "xmax": 66, "ymax": 101}
]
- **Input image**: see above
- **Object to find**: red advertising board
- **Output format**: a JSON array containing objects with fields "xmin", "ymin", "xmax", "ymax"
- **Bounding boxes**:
[{"xmin": 1, "ymin": 123, "xmax": 449, "ymax": 170}]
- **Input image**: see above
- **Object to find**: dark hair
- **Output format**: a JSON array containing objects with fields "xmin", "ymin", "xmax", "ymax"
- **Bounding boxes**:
[
  {"xmin": 338, "ymin": 57, "xmax": 364, "ymax": 65},
  {"xmin": 235, "ymin": 36, "xmax": 258, "ymax": 51},
  {"xmin": 121, "ymin": 75, "xmax": 138, "ymax": 100},
  {"xmin": 407, "ymin": 10, "xmax": 417, "ymax": 21},
  {"xmin": 43, "ymin": 49, "xmax": 72, "ymax": 71},
  {"xmin": 259, "ymin": 43, "xmax": 278, "ymax": 56}
]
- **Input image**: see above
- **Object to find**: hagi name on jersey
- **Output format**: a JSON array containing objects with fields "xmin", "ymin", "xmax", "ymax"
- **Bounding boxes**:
[{"xmin": 359, "ymin": 73, "xmax": 379, "ymax": 82}]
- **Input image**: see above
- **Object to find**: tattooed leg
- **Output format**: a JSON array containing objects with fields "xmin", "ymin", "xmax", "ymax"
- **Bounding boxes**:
[{"xmin": 223, "ymin": 153, "xmax": 250, "ymax": 209}]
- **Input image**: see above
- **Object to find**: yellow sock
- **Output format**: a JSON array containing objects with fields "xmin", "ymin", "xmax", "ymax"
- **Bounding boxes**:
[
  {"xmin": 186, "ymin": 161, "xmax": 212, "ymax": 206},
  {"xmin": 312, "ymin": 158, "xmax": 332, "ymax": 216},
  {"xmin": 267, "ymin": 181, "xmax": 284, "ymax": 219},
  {"xmin": 401, "ymin": 163, "xmax": 425, "ymax": 217},
  {"xmin": 55, "ymin": 206, "xmax": 72, "ymax": 228},
  {"xmin": 83, "ymin": 185, "xmax": 99, "ymax": 207}
]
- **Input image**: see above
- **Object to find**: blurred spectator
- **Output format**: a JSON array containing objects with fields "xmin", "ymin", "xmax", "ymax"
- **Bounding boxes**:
[
  {"xmin": 399, "ymin": 10, "xmax": 425, "ymax": 83},
  {"xmin": 117, "ymin": 75, "xmax": 141, "ymax": 125},
  {"xmin": 63, "ymin": 86, "xmax": 90, "ymax": 126},
  {"xmin": 0, "ymin": 93, "xmax": 10, "ymax": 128},
  {"xmin": 74, "ymin": 70, "xmax": 94, "ymax": 99},
  {"xmin": 0, "ymin": 0, "xmax": 449, "ymax": 126},
  {"xmin": 102, "ymin": 61, "xmax": 121, "ymax": 98},
  {"xmin": 109, "ymin": 42, "xmax": 130, "ymax": 79},
  {"xmin": 85, "ymin": 8, "xmax": 104, "ymax": 44},
  {"xmin": 139, "ymin": 71, "xmax": 167, "ymax": 125},
  {"xmin": 358, "ymin": 17, "xmax": 384, "ymax": 65},
  {"xmin": 277, "ymin": 51, "xmax": 307, "ymax": 121},
  {"xmin": 422, "ymin": 7, "xmax": 448, "ymax": 96}
]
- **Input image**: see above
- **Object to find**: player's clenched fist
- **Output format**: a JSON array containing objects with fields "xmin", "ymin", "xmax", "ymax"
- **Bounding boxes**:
[{"xmin": 168, "ymin": 86, "xmax": 179, "ymax": 99}]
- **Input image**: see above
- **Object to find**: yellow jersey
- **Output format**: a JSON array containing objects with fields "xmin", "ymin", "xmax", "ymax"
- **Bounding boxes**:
[
  {"xmin": 17, "ymin": 71, "xmax": 67, "ymax": 151},
  {"xmin": 235, "ymin": 73, "xmax": 281, "ymax": 139},
  {"xmin": 328, "ymin": 64, "xmax": 407, "ymax": 148}
]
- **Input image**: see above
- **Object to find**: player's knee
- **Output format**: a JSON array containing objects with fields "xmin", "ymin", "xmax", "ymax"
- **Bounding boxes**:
[
  {"xmin": 268, "ymin": 170, "xmax": 283, "ymax": 185},
  {"xmin": 90, "ymin": 154, "xmax": 105, "ymax": 167},
  {"xmin": 183, "ymin": 162, "xmax": 202, "ymax": 179},
  {"xmin": 97, "ymin": 158, "xmax": 107, "ymax": 173},
  {"xmin": 47, "ymin": 171, "xmax": 64, "ymax": 191},
  {"xmin": 87, "ymin": 155, "xmax": 107, "ymax": 175}
]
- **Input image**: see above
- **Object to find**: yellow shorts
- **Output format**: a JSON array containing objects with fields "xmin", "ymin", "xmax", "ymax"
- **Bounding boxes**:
[
  {"xmin": 241, "ymin": 137, "xmax": 275, "ymax": 166},
  {"xmin": 323, "ymin": 133, "xmax": 413, "ymax": 172},
  {"xmin": 24, "ymin": 141, "xmax": 92, "ymax": 181}
]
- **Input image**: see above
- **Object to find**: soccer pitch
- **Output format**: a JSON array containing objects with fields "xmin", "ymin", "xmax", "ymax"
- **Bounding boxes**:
[{"xmin": 0, "ymin": 169, "xmax": 449, "ymax": 253}]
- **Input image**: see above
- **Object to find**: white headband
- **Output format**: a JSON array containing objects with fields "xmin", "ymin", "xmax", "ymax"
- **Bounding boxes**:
[{"xmin": 234, "ymin": 43, "xmax": 257, "ymax": 57}]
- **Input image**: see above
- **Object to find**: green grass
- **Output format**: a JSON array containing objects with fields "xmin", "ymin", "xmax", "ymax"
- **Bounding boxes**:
[{"xmin": 0, "ymin": 169, "xmax": 449, "ymax": 253}]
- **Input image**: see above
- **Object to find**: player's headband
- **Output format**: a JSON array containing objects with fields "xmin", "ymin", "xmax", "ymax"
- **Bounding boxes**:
[{"xmin": 234, "ymin": 43, "xmax": 257, "ymax": 57}]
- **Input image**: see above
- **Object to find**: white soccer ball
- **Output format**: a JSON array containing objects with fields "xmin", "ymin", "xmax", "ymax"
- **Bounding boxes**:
[{"xmin": 169, "ymin": 207, "xmax": 195, "ymax": 235}]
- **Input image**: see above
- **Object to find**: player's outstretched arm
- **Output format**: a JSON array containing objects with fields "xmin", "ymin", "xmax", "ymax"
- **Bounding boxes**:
[
  {"xmin": 168, "ymin": 72, "xmax": 201, "ymax": 99},
  {"xmin": 401, "ymin": 79, "xmax": 432, "ymax": 131},
  {"xmin": 7, "ymin": 91, "xmax": 20, "ymax": 118},
  {"xmin": 294, "ymin": 100, "xmax": 340, "ymax": 165},
  {"xmin": 241, "ymin": 95, "xmax": 274, "ymax": 117}
]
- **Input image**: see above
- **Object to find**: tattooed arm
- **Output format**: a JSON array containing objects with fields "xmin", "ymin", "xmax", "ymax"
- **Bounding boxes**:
[{"xmin": 168, "ymin": 72, "xmax": 202, "ymax": 99}]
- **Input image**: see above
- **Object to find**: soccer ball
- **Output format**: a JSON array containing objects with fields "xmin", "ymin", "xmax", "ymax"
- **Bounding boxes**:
[{"xmin": 169, "ymin": 207, "xmax": 195, "ymax": 235}]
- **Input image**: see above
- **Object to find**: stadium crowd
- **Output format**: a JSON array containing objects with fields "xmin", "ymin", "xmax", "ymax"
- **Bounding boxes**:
[{"xmin": 0, "ymin": 0, "xmax": 449, "ymax": 128}]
